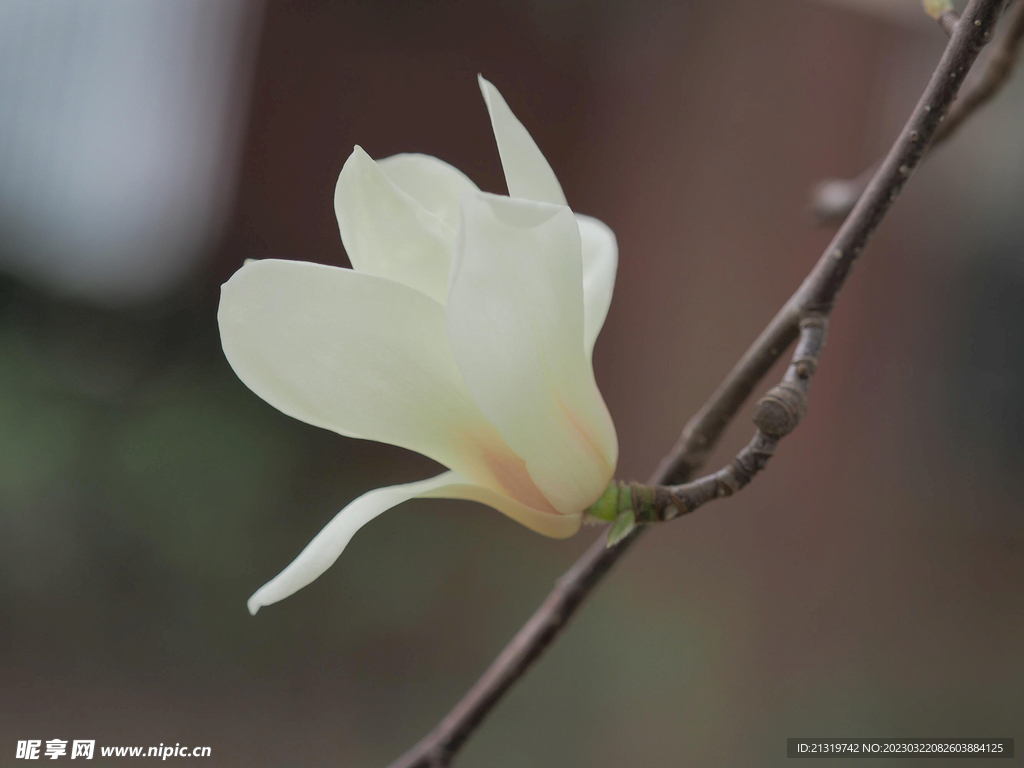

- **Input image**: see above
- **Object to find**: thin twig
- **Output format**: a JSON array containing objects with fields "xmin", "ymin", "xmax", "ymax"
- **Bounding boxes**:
[
  {"xmin": 622, "ymin": 316, "xmax": 828, "ymax": 527},
  {"xmin": 925, "ymin": 0, "xmax": 960, "ymax": 35},
  {"xmin": 938, "ymin": 9, "xmax": 961, "ymax": 37},
  {"xmin": 810, "ymin": 0, "xmax": 1024, "ymax": 223},
  {"xmin": 385, "ymin": 2, "xmax": 1004, "ymax": 766},
  {"xmin": 937, "ymin": 0, "xmax": 1024, "ymax": 136}
]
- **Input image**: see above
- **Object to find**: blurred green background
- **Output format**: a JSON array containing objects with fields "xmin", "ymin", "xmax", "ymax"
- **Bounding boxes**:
[{"xmin": 1, "ymin": 0, "xmax": 1021, "ymax": 766}]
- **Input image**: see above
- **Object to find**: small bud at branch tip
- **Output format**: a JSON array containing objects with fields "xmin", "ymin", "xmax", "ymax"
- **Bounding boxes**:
[{"xmin": 922, "ymin": 0, "xmax": 954, "ymax": 21}]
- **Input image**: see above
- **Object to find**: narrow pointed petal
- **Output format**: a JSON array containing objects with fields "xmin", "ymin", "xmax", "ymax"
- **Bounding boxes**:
[
  {"xmin": 447, "ymin": 192, "xmax": 618, "ymax": 515},
  {"xmin": 334, "ymin": 146, "xmax": 453, "ymax": 303},
  {"xmin": 247, "ymin": 471, "xmax": 579, "ymax": 614},
  {"xmin": 378, "ymin": 153, "xmax": 479, "ymax": 232},
  {"xmin": 247, "ymin": 474, "xmax": 446, "ymax": 614},
  {"xmin": 577, "ymin": 214, "xmax": 618, "ymax": 359},
  {"xmin": 219, "ymin": 259, "xmax": 490, "ymax": 473},
  {"xmin": 477, "ymin": 76, "xmax": 568, "ymax": 207}
]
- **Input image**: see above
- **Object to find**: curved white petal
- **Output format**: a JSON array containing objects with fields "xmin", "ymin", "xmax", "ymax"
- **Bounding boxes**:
[
  {"xmin": 220, "ymin": 259, "xmax": 487, "ymax": 471},
  {"xmin": 577, "ymin": 214, "xmax": 618, "ymax": 359},
  {"xmin": 220, "ymin": 258, "xmax": 564, "ymax": 517},
  {"xmin": 477, "ymin": 76, "xmax": 567, "ymax": 207},
  {"xmin": 447, "ymin": 192, "xmax": 618, "ymax": 515},
  {"xmin": 378, "ymin": 153, "xmax": 479, "ymax": 232},
  {"xmin": 247, "ymin": 471, "xmax": 580, "ymax": 614},
  {"xmin": 334, "ymin": 146, "xmax": 453, "ymax": 303}
]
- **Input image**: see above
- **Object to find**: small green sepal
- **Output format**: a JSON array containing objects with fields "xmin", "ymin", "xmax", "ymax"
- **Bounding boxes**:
[
  {"xmin": 606, "ymin": 509, "xmax": 636, "ymax": 547},
  {"xmin": 585, "ymin": 481, "xmax": 620, "ymax": 522}
]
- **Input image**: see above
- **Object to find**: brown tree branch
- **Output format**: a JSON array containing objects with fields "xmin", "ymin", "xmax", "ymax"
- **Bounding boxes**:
[
  {"xmin": 811, "ymin": 0, "xmax": 1024, "ymax": 223},
  {"xmin": 385, "ymin": 2, "xmax": 1004, "ymax": 766}
]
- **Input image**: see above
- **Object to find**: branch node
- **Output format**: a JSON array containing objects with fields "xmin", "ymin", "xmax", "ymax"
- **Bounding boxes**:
[
  {"xmin": 666, "ymin": 490, "xmax": 687, "ymax": 518},
  {"xmin": 939, "ymin": 9, "xmax": 961, "ymax": 37},
  {"xmin": 799, "ymin": 314, "xmax": 827, "ymax": 330},
  {"xmin": 752, "ymin": 382, "xmax": 808, "ymax": 438}
]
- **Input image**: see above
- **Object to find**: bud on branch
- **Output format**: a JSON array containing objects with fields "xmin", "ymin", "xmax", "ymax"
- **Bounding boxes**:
[{"xmin": 591, "ymin": 315, "xmax": 828, "ymax": 546}]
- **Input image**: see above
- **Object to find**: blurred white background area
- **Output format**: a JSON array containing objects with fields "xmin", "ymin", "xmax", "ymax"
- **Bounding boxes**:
[{"xmin": 0, "ymin": 0, "xmax": 263, "ymax": 304}]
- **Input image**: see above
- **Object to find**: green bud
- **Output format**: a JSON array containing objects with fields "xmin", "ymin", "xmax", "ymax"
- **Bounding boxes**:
[{"xmin": 922, "ymin": 0, "xmax": 953, "ymax": 20}]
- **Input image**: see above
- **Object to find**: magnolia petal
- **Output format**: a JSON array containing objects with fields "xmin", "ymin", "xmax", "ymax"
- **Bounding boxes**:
[
  {"xmin": 577, "ymin": 214, "xmax": 618, "ymax": 359},
  {"xmin": 477, "ymin": 76, "xmax": 568, "ymax": 207},
  {"xmin": 247, "ymin": 471, "xmax": 579, "ymax": 614},
  {"xmin": 447, "ymin": 192, "xmax": 618, "ymax": 515},
  {"xmin": 219, "ymin": 259, "xmax": 490, "ymax": 472},
  {"xmin": 247, "ymin": 473, "xmax": 444, "ymax": 614},
  {"xmin": 334, "ymin": 146, "xmax": 453, "ymax": 303},
  {"xmin": 378, "ymin": 153, "xmax": 479, "ymax": 232},
  {"xmin": 425, "ymin": 477, "xmax": 581, "ymax": 539}
]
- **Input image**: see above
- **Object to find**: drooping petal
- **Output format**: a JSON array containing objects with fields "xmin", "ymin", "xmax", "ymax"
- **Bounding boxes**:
[
  {"xmin": 334, "ymin": 146, "xmax": 453, "ymax": 303},
  {"xmin": 378, "ymin": 153, "xmax": 479, "ymax": 232},
  {"xmin": 219, "ymin": 259, "xmax": 489, "ymax": 472},
  {"xmin": 247, "ymin": 471, "xmax": 580, "ymax": 614},
  {"xmin": 446, "ymin": 192, "xmax": 618, "ymax": 515},
  {"xmin": 477, "ymin": 76, "xmax": 567, "ymax": 207},
  {"xmin": 577, "ymin": 214, "xmax": 618, "ymax": 359}
]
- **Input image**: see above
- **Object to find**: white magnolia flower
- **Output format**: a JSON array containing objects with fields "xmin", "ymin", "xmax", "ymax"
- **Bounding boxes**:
[{"xmin": 219, "ymin": 76, "xmax": 619, "ymax": 615}]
